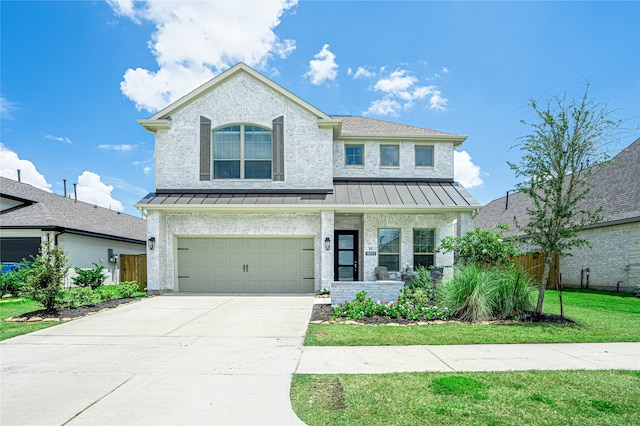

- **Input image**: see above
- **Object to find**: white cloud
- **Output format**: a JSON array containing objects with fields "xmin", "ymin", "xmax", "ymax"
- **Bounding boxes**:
[
  {"xmin": 429, "ymin": 90, "xmax": 448, "ymax": 111},
  {"xmin": 373, "ymin": 70, "xmax": 417, "ymax": 93},
  {"xmin": 75, "ymin": 171, "xmax": 124, "ymax": 211},
  {"xmin": 132, "ymin": 159, "xmax": 153, "ymax": 175},
  {"xmin": 0, "ymin": 143, "xmax": 52, "ymax": 191},
  {"xmin": 454, "ymin": 150, "xmax": 483, "ymax": 189},
  {"xmin": 111, "ymin": 0, "xmax": 298, "ymax": 112},
  {"xmin": 45, "ymin": 134, "xmax": 72, "ymax": 144},
  {"xmin": 99, "ymin": 144, "xmax": 136, "ymax": 152},
  {"xmin": 363, "ymin": 99, "xmax": 401, "ymax": 117},
  {"xmin": 441, "ymin": 66, "xmax": 449, "ymax": 74},
  {"xmin": 0, "ymin": 96, "xmax": 19, "ymax": 120},
  {"xmin": 353, "ymin": 66, "xmax": 375, "ymax": 79},
  {"xmin": 304, "ymin": 44, "xmax": 338, "ymax": 85},
  {"xmin": 363, "ymin": 67, "xmax": 448, "ymax": 116}
]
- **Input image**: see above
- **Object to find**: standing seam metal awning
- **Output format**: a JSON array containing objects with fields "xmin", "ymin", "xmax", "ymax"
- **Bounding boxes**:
[{"xmin": 136, "ymin": 181, "xmax": 480, "ymax": 208}]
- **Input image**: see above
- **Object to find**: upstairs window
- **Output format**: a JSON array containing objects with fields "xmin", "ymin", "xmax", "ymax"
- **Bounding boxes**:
[
  {"xmin": 213, "ymin": 125, "xmax": 272, "ymax": 179},
  {"xmin": 415, "ymin": 145, "xmax": 434, "ymax": 167},
  {"xmin": 380, "ymin": 145, "xmax": 399, "ymax": 167},
  {"xmin": 345, "ymin": 144, "xmax": 363, "ymax": 165}
]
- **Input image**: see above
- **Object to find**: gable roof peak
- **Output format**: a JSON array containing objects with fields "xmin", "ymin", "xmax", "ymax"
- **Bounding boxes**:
[{"xmin": 146, "ymin": 62, "xmax": 332, "ymax": 123}]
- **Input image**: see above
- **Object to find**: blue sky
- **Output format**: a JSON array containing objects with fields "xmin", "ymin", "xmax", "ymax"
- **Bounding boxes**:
[{"xmin": 1, "ymin": 0, "xmax": 638, "ymax": 217}]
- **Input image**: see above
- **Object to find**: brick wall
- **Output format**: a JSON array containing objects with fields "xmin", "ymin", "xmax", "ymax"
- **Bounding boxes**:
[{"xmin": 331, "ymin": 281, "xmax": 405, "ymax": 306}]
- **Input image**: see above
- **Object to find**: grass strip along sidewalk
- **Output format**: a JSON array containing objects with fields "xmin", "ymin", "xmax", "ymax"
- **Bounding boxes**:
[
  {"xmin": 291, "ymin": 370, "xmax": 640, "ymax": 426},
  {"xmin": 305, "ymin": 289, "xmax": 640, "ymax": 346}
]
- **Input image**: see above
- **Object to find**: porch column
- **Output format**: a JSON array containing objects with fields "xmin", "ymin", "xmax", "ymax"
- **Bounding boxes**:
[
  {"xmin": 320, "ymin": 210, "xmax": 334, "ymax": 291},
  {"xmin": 457, "ymin": 211, "xmax": 474, "ymax": 237}
]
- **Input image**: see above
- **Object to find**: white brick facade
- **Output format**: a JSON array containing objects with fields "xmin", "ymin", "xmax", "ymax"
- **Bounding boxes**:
[
  {"xmin": 154, "ymin": 72, "xmax": 334, "ymax": 191},
  {"xmin": 139, "ymin": 64, "xmax": 479, "ymax": 293}
]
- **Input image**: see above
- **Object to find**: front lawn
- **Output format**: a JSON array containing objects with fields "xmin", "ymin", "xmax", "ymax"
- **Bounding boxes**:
[
  {"xmin": 0, "ymin": 298, "xmax": 59, "ymax": 340},
  {"xmin": 291, "ymin": 370, "xmax": 640, "ymax": 426},
  {"xmin": 305, "ymin": 290, "xmax": 640, "ymax": 346}
]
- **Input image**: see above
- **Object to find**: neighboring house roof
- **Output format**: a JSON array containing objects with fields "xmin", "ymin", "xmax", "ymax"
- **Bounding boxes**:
[
  {"xmin": 136, "ymin": 180, "xmax": 480, "ymax": 212},
  {"xmin": 474, "ymin": 137, "xmax": 640, "ymax": 235},
  {"xmin": 0, "ymin": 177, "xmax": 146, "ymax": 244},
  {"xmin": 332, "ymin": 116, "xmax": 467, "ymax": 145}
]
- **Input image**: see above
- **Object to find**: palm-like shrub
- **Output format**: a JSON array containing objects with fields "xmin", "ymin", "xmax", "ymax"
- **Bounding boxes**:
[{"xmin": 440, "ymin": 263, "xmax": 535, "ymax": 322}]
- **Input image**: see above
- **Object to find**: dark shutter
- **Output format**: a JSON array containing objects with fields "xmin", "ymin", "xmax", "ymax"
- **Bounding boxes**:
[
  {"xmin": 199, "ymin": 116, "xmax": 211, "ymax": 180},
  {"xmin": 272, "ymin": 116, "xmax": 284, "ymax": 181}
]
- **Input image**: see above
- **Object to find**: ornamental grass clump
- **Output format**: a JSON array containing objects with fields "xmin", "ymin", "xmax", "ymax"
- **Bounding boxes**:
[{"xmin": 440, "ymin": 263, "xmax": 535, "ymax": 322}]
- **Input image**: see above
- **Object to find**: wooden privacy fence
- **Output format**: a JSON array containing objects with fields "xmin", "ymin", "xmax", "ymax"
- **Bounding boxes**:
[
  {"xmin": 120, "ymin": 254, "xmax": 147, "ymax": 291},
  {"xmin": 510, "ymin": 252, "xmax": 560, "ymax": 288}
]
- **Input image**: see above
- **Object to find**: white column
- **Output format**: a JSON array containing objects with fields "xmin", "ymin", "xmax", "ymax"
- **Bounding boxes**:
[{"xmin": 320, "ymin": 210, "xmax": 334, "ymax": 291}]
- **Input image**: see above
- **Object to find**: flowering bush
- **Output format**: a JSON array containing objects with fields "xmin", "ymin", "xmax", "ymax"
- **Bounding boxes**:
[
  {"xmin": 438, "ymin": 225, "xmax": 519, "ymax": 267},
  {"xmin": 332, "ymin": 290, "xmax": 451, "ymax": 322}
]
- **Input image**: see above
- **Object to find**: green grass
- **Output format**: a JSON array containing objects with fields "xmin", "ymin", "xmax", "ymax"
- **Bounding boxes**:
[
  {"xmin": 291, "ymin": 370, "xmax": 640, "ymax": 425},
  {"xmin": 305, "ymin": 289, "xmax": 640, "ymax": 346},
  {"xmin": 0, "ymin": 298, "xmax": 59, "ymax": 341}
]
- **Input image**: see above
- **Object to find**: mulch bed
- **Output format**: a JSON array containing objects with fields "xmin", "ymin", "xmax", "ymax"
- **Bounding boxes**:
[
  {"xmin": 7, "ymin": 298, "xmax": 141, "ymax": 322},
  {"xmin": 310, "ymin": 304, "xmax": 576, "ymax": 325}
]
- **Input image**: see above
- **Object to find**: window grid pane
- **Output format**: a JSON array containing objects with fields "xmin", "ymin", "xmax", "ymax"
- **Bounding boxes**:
[
  {"xmin": 415, "ymin": 146, "xmax": 433, "ymax": 167},
  {"xmin": 244, "ymin": 127, "xmax": 272, "ymax": 159},
  {"xmin": 213, "ymin": 160, "xmax": 240, "ymax": 179},
  {"xmin": 214, "ymin": 127, "xmax": 241, "ymax": 159},
  {"xmin": 413, "ymin": 229, "xmax": 435, "ymax": 253},
  {"xmin": 244, "ymin": 160, "xmax": 272, "ymax": 179},
  {"xmin": 345, "ymin": 145, "xmax": 363, "ymax": 165},
  {"xmin": 380, "ymin": 145, "xmax": 399, "ymax": 166}
]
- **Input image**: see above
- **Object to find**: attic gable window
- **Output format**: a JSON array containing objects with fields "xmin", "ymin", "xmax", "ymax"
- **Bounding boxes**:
[{"xmin": 213, "ymin": 124, "xmax": 272, "ymax": 179}]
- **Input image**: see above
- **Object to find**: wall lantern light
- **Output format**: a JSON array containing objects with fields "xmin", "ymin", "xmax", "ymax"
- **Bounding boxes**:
[
  {"xmin": 324, "ymin": 237, "xmax": 331, "ymax": 251},
  {"xmin": 147, "ymin": 237, "xmax": 156, "ymax": 250}
]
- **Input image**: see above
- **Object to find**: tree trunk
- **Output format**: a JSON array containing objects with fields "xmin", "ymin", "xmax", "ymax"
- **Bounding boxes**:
[{"xmin": 536, "ymin": 251, "xmax": 553, "ymax": 314}]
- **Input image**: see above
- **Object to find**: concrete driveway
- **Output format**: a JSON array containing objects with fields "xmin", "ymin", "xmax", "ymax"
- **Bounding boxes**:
[{"xmin": 1, "ymin": 295, "xmax": 314, "ymax": 426}]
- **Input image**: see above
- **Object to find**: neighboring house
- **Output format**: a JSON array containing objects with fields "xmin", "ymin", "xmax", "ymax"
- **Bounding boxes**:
[
  {"xmin": 135, "ymin": 63, "xmax": 480, "ymax": 294},
  {"xmin": 474, "ymin": 138, "xmax": 640, "ymax": 292},
  {"xmin": 0, "ymin": 176, "xmax": 147, "ymax": 284}
]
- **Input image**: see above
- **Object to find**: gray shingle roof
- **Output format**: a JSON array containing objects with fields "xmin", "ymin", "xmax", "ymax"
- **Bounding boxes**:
[
  {"xmin": 1, "ymin": 177, "xmax": 146, "ymax": 243},
  {"xmin": 474, "ymin": 138, "xmax": 640, "ymax": 235},
  {"xmin": 136, "ymin": 180, "xmax": 480, "ymax": 210},
  {"xmin": 332, "ymin": 116, "xmax": 464, "ymax": 139}
]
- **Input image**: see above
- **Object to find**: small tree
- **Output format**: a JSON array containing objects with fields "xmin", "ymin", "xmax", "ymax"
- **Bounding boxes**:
[
  {"xmin": 25, "ymin": 243, "xmax": 69, "ymax": 310},
  {"xmin": 509, "ymin": 84, "xmax": 624, "ymax": 314},
  {"xmin": 438, "ymin": 225, "xmax": 519, "ymax": 267}
]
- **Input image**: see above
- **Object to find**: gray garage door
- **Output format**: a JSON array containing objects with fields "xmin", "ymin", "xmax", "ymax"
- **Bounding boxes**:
[{"xmin": 177, "ymin": 237, "xmax": 315, "ymax": 293}]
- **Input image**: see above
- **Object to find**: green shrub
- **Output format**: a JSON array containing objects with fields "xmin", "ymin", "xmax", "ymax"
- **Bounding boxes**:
[
  {"xmin": 439, "ymin": 263, "xmax": 535, "ymax": 322},
  {"xmin": 95, "ymin": 285, "xmax": 120, "ymax": 302},
  {"xmin": 72, "ymin": 263, "xmax": 107, "ymax": 289},
  {"xmin": 0, "ymin": 263, "xmax": 31, "ymax": 297},
  {"xmin": 438, "ymin": 225, "xmax": 519, "ymax": 267},
  {"xmin": 410, "ymin": 266, "xmax": 438, "ymax": 302},
  {"xmin": 25, "ymin": 244, "xmax": 69, "ymax": 311},
  {"xmin": 115, "ymin": 281, "xmax": 139, "ymax": 298},
  {"xmin": 57, "ymin": 287, "xmax": 102, "ymax": 308}
]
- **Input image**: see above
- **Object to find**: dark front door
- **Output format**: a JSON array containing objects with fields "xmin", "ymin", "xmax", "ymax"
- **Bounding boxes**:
[{"xmin": 334, "ymin": 230, "xmax": 358, "ymax": 281}]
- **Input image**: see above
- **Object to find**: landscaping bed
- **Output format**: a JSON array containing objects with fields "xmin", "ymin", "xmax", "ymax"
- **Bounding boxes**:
[
  {"xmin": 5, "ymin": 297, "xmax": 141, "ymax": 322},
  {"xmin": 310, "ymin": 303, "xmax": 575, "ymax": 325}
]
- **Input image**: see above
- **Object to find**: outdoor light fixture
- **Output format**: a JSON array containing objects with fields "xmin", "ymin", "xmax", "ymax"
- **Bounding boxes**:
[
  {"xmin": 147, "ymin": 237, "xmax": 156, "ymax": 250},
  {"xmin": 324, "ymin": 237, "xmax": 331, "ymax": 251}
]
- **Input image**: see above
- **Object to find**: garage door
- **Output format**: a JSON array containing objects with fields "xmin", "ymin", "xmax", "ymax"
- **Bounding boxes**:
[{"xmin": 177, "ymin": 237, "xmax": 315, "ymax": 293}]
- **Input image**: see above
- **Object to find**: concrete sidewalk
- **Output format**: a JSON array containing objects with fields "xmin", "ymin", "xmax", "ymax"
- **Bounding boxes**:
[{"xmin": 297, "ymin": 342, "xmax": 640, "ymax": 374}]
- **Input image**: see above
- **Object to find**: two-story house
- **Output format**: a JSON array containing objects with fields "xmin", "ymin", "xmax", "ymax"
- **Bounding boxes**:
[{"xmin": 135, "ymin": 63, "xmax": 480, "ymax": 294}]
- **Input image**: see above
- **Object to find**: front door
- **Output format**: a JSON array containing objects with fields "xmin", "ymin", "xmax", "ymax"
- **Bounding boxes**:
[{"xmin": 334, "ymin": 230, "xmax": 358, "ymax": 281}]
